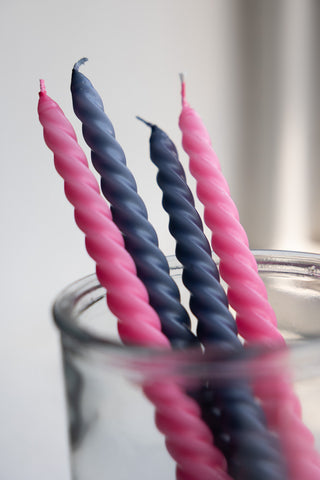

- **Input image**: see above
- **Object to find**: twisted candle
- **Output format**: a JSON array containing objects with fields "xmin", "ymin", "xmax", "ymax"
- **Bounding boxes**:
[
  {"xmin": 137, "ymin": 117, "xmax": 238, "ymax": 349},
  {"xmin": 38, "ymin": 80, "xmax": 166, "ymax": 347},
  {"xmin": 178, "ymin": 76, "xmax": 320, "ymax": 480},
  {"xmin": 37, "ymin": 81, "xmax": 231, "ymax": 480},
  {"xmin": 139, "ymin": 118, "xmax": 286, "ymax": 480},
  {"xmin": 178, "ymin": 76, "xmax": 282, "ymax": 346},
  {"xmin": 70, "ymin": 58, "xmax": 198, "ymax": 350}
]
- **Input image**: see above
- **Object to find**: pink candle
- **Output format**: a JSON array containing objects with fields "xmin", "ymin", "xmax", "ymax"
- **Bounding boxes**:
[
  {"xmin": 179, "ymin": 76, "xmax": 282, "ymax": 346},
  {"xmin": 178, "ymin": 76, "xmax": 320, "ymax": 479},
  {"xmin": 38, "ymin": 81, "xmax": 231, "ymax": 480}
]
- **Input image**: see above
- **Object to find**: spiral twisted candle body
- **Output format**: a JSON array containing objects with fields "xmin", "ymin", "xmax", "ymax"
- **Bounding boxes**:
[
  {"xmin": 38, "ymin": 84, "xmax": 166, "ymax": 347},
  {"xmin": 38, "ymin": 84, "xmax": 231, "ymax": 480},
  {"xmin": 143, "ymin": 121, "xmax": 286, "ymax": 480},
  {"xmin": 178, "ymin": 88, "xmax": 282, "ymax": 346},
  {"xmin": 178, "ymin": 81, "xmax": 320, "ymax": 480},
  {"xmin": 141, "ymin": 120, "xmax": 238, "ymax": 349},
  {"xmin": 70, "ymin": 60, "xmax": 198, "ymax": 350}
]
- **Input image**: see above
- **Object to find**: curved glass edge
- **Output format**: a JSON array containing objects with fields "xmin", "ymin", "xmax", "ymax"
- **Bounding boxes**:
[
  {"xmin": 168, "ymin": 249, "xmax": 320, "ymax": 279},
  {"xmin": 52, "ymin": 249, "xmax": 320, "ymax": 376}
]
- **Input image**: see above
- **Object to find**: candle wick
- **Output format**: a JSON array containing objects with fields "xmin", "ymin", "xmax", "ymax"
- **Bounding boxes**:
[
  {"xmin": 179, "ymin": 72, "xmax": 187, "ymax": 106},
  {"xmin": 179, "ymin": 72, "xmax": 185, "ymax": 84},
  {"xmin": 136, "ymin": 116, "xmax": 155, "ymax": 129},
  {"xmin": 73, "ymin": 57, "xmax": 89, "ymax": 71},
  {"xmin": 39, "ymin": 79, "xmax": 47, "ymax": 96}
]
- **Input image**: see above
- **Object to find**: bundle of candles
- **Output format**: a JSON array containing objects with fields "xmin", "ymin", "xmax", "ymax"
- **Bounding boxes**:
[{"xmin": 38, "ymin": 58, "xmax": 320, "ymax": 480}]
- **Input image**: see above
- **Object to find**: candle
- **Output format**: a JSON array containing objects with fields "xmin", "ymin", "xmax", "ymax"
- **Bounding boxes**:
[
  {"xmin": 38, "ymin": 80, "xmax": 166, "ymax": 347},
  {"xmin": 70, "ymin": 58, "xmax": 198, "ymax": 350},
  {"xmin": 37, "ymin": 81, "xmax": 231, "ymax": 480},
  {"xmin": 139, "ymin": 117, "xmax": 286, "ymax": 480},
  {"xmin": 178, "ymin": 75, "xmax": 283, "ymax": 345},
  {"xmin": 136, "ymin": 117, "xmax": 238, "ymax": 349},
  {"xmin": 178, "ymin": 76, "xmax": 320, "ymax": 479}
]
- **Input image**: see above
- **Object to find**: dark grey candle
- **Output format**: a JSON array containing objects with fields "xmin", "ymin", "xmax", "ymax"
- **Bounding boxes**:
[{"xmin": 70, "ymin": 59, "xmax": 199, "ymax": 349}]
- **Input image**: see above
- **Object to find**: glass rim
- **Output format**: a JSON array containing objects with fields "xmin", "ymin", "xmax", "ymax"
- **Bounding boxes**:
[{"xmin": 52, "ymin": 248, "xmax": 320, "ymax": 367}]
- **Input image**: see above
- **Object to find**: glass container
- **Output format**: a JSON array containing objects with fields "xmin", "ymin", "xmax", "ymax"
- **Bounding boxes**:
[{"xmin": 53, "ymin": 250, "xmax": 320, "ymax": 480}]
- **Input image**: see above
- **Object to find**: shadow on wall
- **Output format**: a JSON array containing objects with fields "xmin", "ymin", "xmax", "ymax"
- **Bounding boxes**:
[{"xmin": 231, "ymin": 0, "xmax": 320, "ymax": 250}]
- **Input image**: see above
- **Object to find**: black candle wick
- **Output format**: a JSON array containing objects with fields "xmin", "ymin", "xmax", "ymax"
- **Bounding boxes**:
[
  {"xmin": 136, "ymin": 116, "xmax": 154, "ymax": 129},
  {"xmin": 73, "ymin": 57, "xmax": 89, "ymax": 71}
]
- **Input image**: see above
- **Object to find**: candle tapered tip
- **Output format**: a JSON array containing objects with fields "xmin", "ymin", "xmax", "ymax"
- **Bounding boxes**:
[
  {"xmin": 136, "ymin": 116, "xmax": 154, "ymax": 128},
  {"xmin": 39, "ymin": 79, "xmax": 46, "ymax": 95},
  {"xmin": 73, "ymin": 57, "xmax": 89, "ymax": 71},
  {"xmin": 179, "ymin": 72, "xmax": 187, "ymax": 105},
  {"xmin": 179, "ymin": 72, "xmax": 185, "ymax": 84}
]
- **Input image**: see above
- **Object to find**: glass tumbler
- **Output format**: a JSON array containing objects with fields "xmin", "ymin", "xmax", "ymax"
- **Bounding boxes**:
[{"xmin": 53, "ymin": 250, "xmax": 320, "ymax": 480}]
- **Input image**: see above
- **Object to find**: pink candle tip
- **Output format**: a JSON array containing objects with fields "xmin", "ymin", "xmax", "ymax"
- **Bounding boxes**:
[
  {"xmin": 39, "ymin": 79, "xmax": 47, "ymax": 95},
  {"xmin": 179, "ymin": 73, "xmax": 186, "ymax": 106},
  {"xmin": 179, "ymin": 72, "xmax": 185, "ymax": 84}
]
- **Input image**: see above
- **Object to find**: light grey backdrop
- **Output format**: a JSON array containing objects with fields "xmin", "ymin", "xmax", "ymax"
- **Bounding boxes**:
[{"xmin": 1, "ymin": 1, "xmax": 319, "ymax": 479}]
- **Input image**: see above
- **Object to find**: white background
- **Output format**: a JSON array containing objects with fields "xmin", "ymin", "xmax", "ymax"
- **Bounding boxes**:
[{"xmin": 1, "ymin": 1, "xmax": 319, "ymax": 479}]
